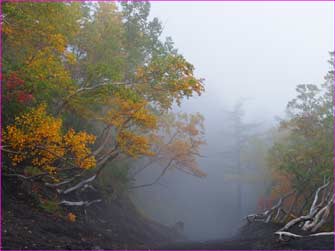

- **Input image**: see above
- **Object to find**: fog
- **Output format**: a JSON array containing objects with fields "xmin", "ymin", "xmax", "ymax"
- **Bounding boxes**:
[{"xmin": 130, "ymin": 2, "xmax": 334, "ymax": 241}]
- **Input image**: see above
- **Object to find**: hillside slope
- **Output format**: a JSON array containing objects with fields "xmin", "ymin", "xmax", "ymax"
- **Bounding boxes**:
[
  {"xmin": 2, "ymin": 178, "xmax": 333, "ymax": 250},
  {"xmin": 1, "ymin": 177, "xmax": 182, "ymax": 250}
]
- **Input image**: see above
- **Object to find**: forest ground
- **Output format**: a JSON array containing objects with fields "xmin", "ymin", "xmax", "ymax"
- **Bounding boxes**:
[
  {"xmin": 156, "ymin": 221, "xmax": 334, "ymax": 250},
  {"xmin": 1, "ymin": 177, "xmax": 334, "ymax": 250},
  {"xmin": 1, "ymin": 177, "xmax": 182, "ymax": 250}
]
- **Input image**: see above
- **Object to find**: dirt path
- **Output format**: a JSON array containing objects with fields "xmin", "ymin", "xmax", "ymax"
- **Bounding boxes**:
[{"xmin": 156, "ymin": 222, "xmax": 334, "ymax": 250}]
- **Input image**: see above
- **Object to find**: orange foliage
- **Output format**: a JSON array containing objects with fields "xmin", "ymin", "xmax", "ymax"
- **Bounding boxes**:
[
  {"xmin": 102, "ymin": 95, "xmax": 157, "ymax": 158},
  {"xmin": 64, "ymin": 129, "xmax": 96, "ymax": 169},
  {"xmin": 67, "ymin": 212, "xmax": 77, "ymax": 222},
  {"xmin": 117, "ymin": 130, "xmax": 154, "ymax": 158},
  {"xmin": 257, "ymin": 168, "xmax": 295, "ymax": 211},
  {"xmin": 104, "ymin": 96, "xmax": 157, "ymax": 130},
  {"xmin": 151, "ymin": 112, "xmax": 207, "ymax": 177}
]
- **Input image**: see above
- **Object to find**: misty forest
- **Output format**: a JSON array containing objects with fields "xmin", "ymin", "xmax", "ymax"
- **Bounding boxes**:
[{"xmin": 1, "ymin": 1, "xmax": 334, "ymax": 250}]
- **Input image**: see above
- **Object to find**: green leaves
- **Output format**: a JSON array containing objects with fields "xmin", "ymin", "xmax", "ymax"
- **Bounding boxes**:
[
  {"xmin": 3, "ymin": 1, "xmax": 206, "ymax": 195},
  {"xmin": 268, "ymin": 53, "xmax": 334, "ymax": 195}
]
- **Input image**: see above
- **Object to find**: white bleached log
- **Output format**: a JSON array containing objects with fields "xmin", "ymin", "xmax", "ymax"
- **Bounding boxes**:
[
  {"xmin": 279, "ymin": 215, "xmax": 313, "ymax": 232},
  {"xmin": 59, "ymin": 199, "xmax": 102, "ymax": 207},
  {"xmin": 60, "ymin": 174, "xmax": 97, "ymax": 194},
  {"xmin": 245, "ymin": 191, "xmax": 295, "ymax": 223},
  {"xmin": 275, "ymin": 231, "xmax": 302, "ymax": 241},
  {"xmin": 309, "ymin": 232, "xmax": 334, "ymax": 237},
  {"xmin": 275, "ymin": 231, "xmax": 335, "ymax": 241}
]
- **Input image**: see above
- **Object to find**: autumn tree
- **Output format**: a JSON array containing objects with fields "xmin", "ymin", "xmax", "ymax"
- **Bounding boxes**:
[
  {"xmin": 1, "ymin": 1, "xmax": 206, "ymax": 207},
  {"xmin": 2, "ymin": 105, "xmax": 96, "ymax": 183},
  {"xmin": 130, "ymin": 112, "xmax": 207, "ymax": 189},
  {"xmin": 246, "ymin": 53, "xmax": 334, "ymax": 236},
  {"xmin": 268, "ymin": 53, "xmax": 334, "ymax": 207},
  {"xmin": 52, "ymin": 2, "xmax": 205, "ymax": 195},
  {"xmin": 2, "ymin": 2, "xmax": 81, "ymax": 122}
]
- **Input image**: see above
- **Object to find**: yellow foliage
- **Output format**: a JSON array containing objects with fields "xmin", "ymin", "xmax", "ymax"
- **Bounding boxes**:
[
  {"xmin": 27, "ymin": 47, "xmax": 73, "ymax": 88},
  {"xmin": 48, "ymin": 33, "xmax": 66, "ymax": 53},
  {"xmin": 65, "ymin": 51, "xmax": 77, "ymax": 65},
  {"xmin": 64, "ymin": 129, "xmax": 96, "ymax": 169},
  {"xmin": 101, "ymin": 96, "xmax": 157, "ymax": 158},
  {"xmin": 2, "ymin": 105, "xmax": 96, "ymax": 171},
  {"xmin": 117, "ymin": 130, "xmax": 155, "ymax": 158},
  {"xmin": 105, "ymin": 96, "xmax": 156, "ymax": 129},
  {"xmin": 2, "ymin": 25, "xmax": 13, "ymax": 35},
  {"xmin": 134, "ymin": 55, "xmax": 205, "ymax": 109}
]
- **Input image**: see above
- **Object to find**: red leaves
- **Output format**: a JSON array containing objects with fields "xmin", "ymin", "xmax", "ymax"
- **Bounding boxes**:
[
  {"xmin": 17, "ymin": 91, "xmax": 33, "ymax": 103},
  {"xmin": 257, "ymin": 196, "xmax": 275, "ymax": 211},
  {"xmin": 4, "ymin": 72, "xmax": 34, "ymax": 104},
  {"xmin": 5, "ymin": 72, "xmax": 25, "ymax": 89}
]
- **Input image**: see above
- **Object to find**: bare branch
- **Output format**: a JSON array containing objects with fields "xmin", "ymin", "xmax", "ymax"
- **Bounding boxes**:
[
  {"xmin": 245, "ymin": 191, "xmax": 295, "ymax": 223},
  {"xmin": 56, "ymin": 81, "xmax": 126, "ymax": 114},
  {"xmin": 92, "ymin": 126, "xmax": 114, "ymax": 157},
  {"xmin": 309, "ymin": 232, "xmax": 335, "ymax": 237},
  {"xmin": 59, "ymin": 175, "xmax": 97, "ymax": 194},
  {"xmin": 3, "ymin": 173, "xmax": 49, "ymax": 180},
  {"xmin": 59, "ymin": 199, "xmax": 102, "ymax": 207},
  {"xmin": 309, "ymin": 181, "xmax": 329, "ymax": 214},
  {"xmin": 275, "ymin": 231, "xmax": 302, "ymax": 241},
  {"xmin": 129, "ymin": 158, "xmax": 174, "ymax": 189},
  {"xmin": 45, "ymin": 170, "xmax": 85, "ymax": 188},
  {"xmin": 279, "ymin": 215, "xmax": 313, "ymax": 232},
  {"xmin": 307, "ymin": 196, "xmax": 334, "ymax": 232}
]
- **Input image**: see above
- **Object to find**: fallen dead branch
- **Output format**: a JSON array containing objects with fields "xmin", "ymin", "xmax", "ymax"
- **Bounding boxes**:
[
  {"xmin": 59, "ymin": 199, "xmax": 102, "ymax": 207},
  {"xmin": 245, "ymin": 178, "xmax": 334, "ymax": 242},
  {"xmin": 245, "ymin": 191, "xmax": 295, "ymax": 223}
]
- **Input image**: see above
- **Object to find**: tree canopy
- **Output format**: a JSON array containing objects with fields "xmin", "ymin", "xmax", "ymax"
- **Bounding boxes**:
[
  {"xmin": 267, "ymin": 52, "xmax": 334, "ymax": 218},
  {"xmin": 2, "ymin": 1, "xmax": 206, "ymax": 206}
]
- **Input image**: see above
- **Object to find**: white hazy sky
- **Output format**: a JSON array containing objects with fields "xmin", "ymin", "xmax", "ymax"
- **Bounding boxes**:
[{"xmin": 150, "ymin": 1, "xmax": 334, "ymax": 125}]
